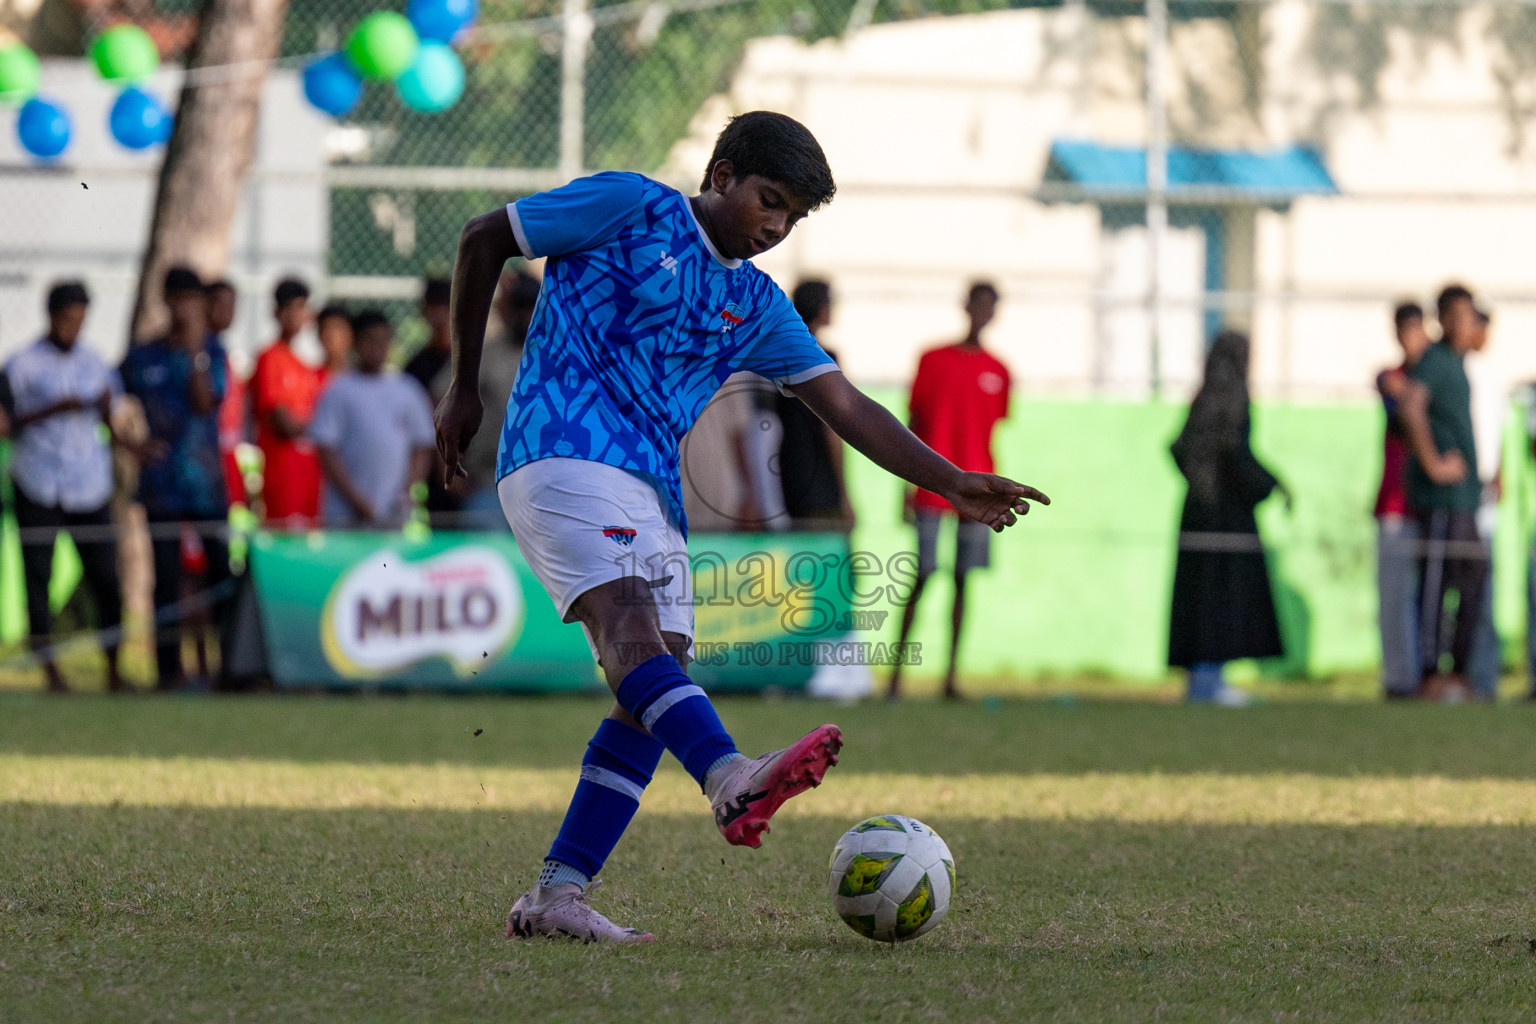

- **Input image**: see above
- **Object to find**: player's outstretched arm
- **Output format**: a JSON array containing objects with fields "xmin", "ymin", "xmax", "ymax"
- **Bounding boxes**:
[
  {"xmin": 435, "ymin": 209, "xmax": 524, "ymax": 488},
  {"xmin": 790, "ymin": 370, "xmax": 1049, "ymax": 531}
]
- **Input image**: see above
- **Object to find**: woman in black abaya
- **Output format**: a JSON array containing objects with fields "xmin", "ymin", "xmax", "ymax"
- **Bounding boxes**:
[{"xmin": 1168, "ymin": 330, "xmax": 1290, "ymax": 703}]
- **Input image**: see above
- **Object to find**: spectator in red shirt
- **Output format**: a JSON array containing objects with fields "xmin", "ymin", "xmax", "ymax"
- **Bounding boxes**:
[
  {"xmin": 889, "ymin": 281, "xmax": 1011, "ymax": 700},
  {"xmin": 250, "ymin": 278, "xmax": 321, "ymax": 528},
  {"xmin": 1375, "ymin": 301, "xmax": 1430, "ymax": 698}
]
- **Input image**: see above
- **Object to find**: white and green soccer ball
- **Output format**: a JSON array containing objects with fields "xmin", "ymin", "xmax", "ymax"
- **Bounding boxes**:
[{"xmin": 828, "ymin": 815, "xmax": 954, "ymax": 943}]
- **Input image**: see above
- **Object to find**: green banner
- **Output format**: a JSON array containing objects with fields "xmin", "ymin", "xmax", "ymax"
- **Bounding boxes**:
[{"xmin": 247, "ymin": 530, "xmax": 858, "ymax": 692}]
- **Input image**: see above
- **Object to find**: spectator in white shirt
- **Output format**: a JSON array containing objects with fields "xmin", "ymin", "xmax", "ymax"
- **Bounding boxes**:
[{"xmin": 0, "ymin": 282, "xmax": 129, "ymax": 693}]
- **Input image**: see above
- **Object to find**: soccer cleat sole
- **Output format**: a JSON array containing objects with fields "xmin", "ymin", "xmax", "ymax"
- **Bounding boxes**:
[
  {"xmin": 506, "ymin": 908, "xmax": 656, "ymax": 944},
  {"xmin": 720, "ymin": 724, "xmax": 843, "ymax": 849}
]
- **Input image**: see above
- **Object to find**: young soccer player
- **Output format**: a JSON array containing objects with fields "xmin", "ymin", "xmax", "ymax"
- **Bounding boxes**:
[{"xmin": 435, "ymin": 111, "xmax": 1049, "ymax": 943}]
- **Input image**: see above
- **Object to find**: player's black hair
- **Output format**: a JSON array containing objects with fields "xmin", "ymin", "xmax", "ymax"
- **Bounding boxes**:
[
  {"xmin": 273, "ymin": 277, "xmax": 311, "ymax": 309},
  {"xmin": 316, "ymin": 303, "xmax": 351, "ymax": 328},
  {"xmin": 350, "ymin": 309, "xmax": 392, "ymax": 337},
  {"xmin": 422, "ymin": 277, "xmax": 453, "ymax": 307},
  {"xmin": 163, "ymin": 265, "xmax": 203, "ymax": 297},
  {"xmin": 792, "ymin": 279, "xmax": 832, "ymax": 326},
  {"xmin": 47, "ymin": 280, "xmax": 90, "ymax": 314},
  {"xmin": 1392, "ymin": 301, "xmax": 1423, "ymax": 331},
  {"xmin": 699, "ymin": 111, "xmax": 837, "ymax": 210},
  {"xmin": 1436, "ymin": 283, "xmax": 1473, "ymax": 325},
  {"xmin": 967, "ymin": 280, "xmax": 999, "ymax": 304},
  {"xmin": 204, "ymin": 278, "xmax": 235, "ymax": 296}
]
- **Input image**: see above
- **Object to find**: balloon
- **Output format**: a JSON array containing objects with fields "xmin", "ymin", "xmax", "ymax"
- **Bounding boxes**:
[
  {"xmin": 302, "ymin": 52, "xmax": 363, "ymax": 117},
  {"xmin": 16, "ymin": 96, "xmax": 70, "ymax": 159},
  {"xmin": 90, "ymin": 24, "xmax": 160, "ymax": 82},
  {"xmin": 407, "ymin": 0, "xmax": 477, "ymax": 44},
  {"xmin": 109, "ymin": 85, "xmax": 172, "ymax": 150},
  {"xmin": 0, "ymin": 43, "xmax": 40, "ymax": 103},
  {"xmin": 396, "ymin": 42, "xmax": 464, "ymax": 112},
  {"xmin": 345, "ymin": 12, "xmax": 419, "ymax": 82}
]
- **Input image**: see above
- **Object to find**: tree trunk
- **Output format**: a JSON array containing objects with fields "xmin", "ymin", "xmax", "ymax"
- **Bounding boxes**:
[{"xmin": 129, "ymin": 0, "xmax": 289, "ymax": 342}]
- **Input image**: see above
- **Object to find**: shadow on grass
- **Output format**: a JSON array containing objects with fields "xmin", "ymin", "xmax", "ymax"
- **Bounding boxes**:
[
  {"xmin": 3, "ymin": 693, "xmax": 1536, "ymax": 780},
  {"xmin": 3, "ymin": 804, "xmax": 1535, "ymax": 1023}
]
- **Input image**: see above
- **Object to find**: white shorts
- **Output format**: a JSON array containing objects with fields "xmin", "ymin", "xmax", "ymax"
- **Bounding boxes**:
[{"xmin": 498, "ymin": 457, "xmax": 694, "ymax": 661}]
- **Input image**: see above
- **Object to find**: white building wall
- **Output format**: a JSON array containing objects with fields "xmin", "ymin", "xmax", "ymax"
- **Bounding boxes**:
[
  {"xmin": 0, "ymin": 59, "xmax": 328, "ymax": 374},
  {"xmin": 664, "ymin": 4, "xmax": 1536, "ymax": 461}
]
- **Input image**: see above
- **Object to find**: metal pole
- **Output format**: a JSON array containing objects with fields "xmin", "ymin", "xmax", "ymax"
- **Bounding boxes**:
[
  {"xmin": 1145, "ymin": 0, "xmax": 1168, "ymax": 398},
  {"xmin": 559, "ymin": 0, "xmax": 592, "ymax": 183}
]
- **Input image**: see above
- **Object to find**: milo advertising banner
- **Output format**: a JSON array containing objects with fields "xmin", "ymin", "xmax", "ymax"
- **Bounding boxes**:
[{"xmin": 246, "ymin": 530, "xmax": 864, "ymax": 692}]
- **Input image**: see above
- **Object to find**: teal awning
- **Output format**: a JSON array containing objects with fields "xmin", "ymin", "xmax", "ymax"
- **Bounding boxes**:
[{"xmin": 1043, "ymin": 140, "xmax": 1337, "ymax": 205}]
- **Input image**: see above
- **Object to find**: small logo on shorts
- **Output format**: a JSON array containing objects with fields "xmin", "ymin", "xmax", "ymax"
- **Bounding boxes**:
[{"xmin": 602, "ymin": 525, "xmax": 638, "ymax": 547}]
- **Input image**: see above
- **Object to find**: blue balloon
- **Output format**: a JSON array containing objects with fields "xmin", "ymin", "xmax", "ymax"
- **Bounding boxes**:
[
  {"xmin": 109, "ymin": 86, "xmax": 171, "ymax": 150},
  {"xmin": 396, "ymin": 42, "xmax": 464, "ymax": 113},
  {"xmin": 16, "ymin": 96, "xmax": 70, "ymax": 159},
  {"xmin": 406, "ymin": 0, "xmax": 477, "ymax": 44},
  {"xmin": 302, "ymin": 52, "xmax": 363, "ymax": 117}
]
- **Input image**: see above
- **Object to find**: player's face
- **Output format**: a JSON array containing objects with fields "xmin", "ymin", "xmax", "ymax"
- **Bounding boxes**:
[
  {"xmin": 49, "ymin": 303, "xmax": 87, "ymax": 348},
  {"xmin": 1396, "ymin": 316, "xmax": 1428, "ymax": 362},
  {"xmin": 1442, "ymin": 298, "xmax": 1476, "ymax": 349},
  {"xmin": 422, "ymin": 302, "xmax": 450, "ymax": 336},
  {"xmin": 966, "ymin": 291, "xmax": 997, "ymax": 332},
  {"xmin": 166, "ymin": 290, "xmax": 206, "ymax": 336},
  {"xmin": 207, "ymin": 288, "xmax": 237, "ymax": 334},
  {"xmin": 356, "ymin": 325, "xmax": 392, "ymax": 372},
  {"xmin": 319, "ymin": 316, "xmax": 352, "ymax": 363},
  {"xmin": 717, "ymin": 173, "xmax": 813, "ymax": 260},
  {"xmin": 276, "ymin": 298, "xmax": 311, "ymax": 338}
]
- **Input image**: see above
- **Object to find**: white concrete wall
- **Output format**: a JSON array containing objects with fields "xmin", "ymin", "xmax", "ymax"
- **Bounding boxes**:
[
  {"xmin": 663, "ymin": 3, "xmax": 1536, "ymax": 461},
  {"xmin": 0, "ymin": 59, "xmax": 328, "ymax": 374}
]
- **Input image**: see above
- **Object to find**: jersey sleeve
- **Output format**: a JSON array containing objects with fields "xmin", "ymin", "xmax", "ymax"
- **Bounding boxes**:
[
  {"xmin": 733, "ymin": 287, "xmax": 837, "ymax": 396},
  {"xmin": 506, "ymin": 171, "xmax": 646, "ymax": 260}
]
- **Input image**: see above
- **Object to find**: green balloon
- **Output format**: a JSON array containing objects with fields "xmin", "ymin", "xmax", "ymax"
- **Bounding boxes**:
[
  {"xmin": 345, "ymin": 12, "xmax": 420, "ymax": 81},
  {"xmin": 0, "ymin": 43, "xmax": 40, "ymax": 103},
  {"xmin": 91, "ymin": 25, "xmax": 160, "ymax": 82}
]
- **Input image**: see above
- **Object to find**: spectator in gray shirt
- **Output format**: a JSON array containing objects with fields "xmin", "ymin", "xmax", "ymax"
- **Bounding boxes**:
[{"xmin": 311, "ymin": 310, "xmax": 436, "ymax": 529}]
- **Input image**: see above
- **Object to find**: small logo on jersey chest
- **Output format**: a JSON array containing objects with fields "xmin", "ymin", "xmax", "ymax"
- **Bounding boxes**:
[
  {"xmin": 719, "ymin": 303, "xmax": 747, "ymax": 331},
  {"xmin": 659, "ymin": 251, "xmax": 678, "ymax": 275},
  {"xmin": 602, "ymin": 525, "xmax": 638, "ymax": 547}
]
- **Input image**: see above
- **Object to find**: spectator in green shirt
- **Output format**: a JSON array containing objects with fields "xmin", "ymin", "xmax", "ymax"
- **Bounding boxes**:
[{"xmin": 1400, "ymin": 283, "xmax": 1486, "ymax": 701}]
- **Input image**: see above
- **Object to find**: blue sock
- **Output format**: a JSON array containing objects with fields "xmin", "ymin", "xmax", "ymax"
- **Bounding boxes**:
[
  {"xmin": 543, "ymin": 718, "xmax": 665, "ymax": 885},
  {"xmin": 616, "ymin": 654, "xmax": 739, "ymax": 788}
]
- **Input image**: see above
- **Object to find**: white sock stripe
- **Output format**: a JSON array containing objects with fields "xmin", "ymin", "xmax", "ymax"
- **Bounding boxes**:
[
  {"xmin": 579, "ymin": 764, "xmax": 645, "ymax": 802},
  {"xmin": 640, "ymin": 684, "xmax": 707, "ymax": 731}
]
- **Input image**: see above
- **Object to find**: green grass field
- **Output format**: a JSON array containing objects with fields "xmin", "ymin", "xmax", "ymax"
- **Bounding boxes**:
[{"xmin": 4, "ymin": 694, "xmax": 1536, "ymax": 1023}]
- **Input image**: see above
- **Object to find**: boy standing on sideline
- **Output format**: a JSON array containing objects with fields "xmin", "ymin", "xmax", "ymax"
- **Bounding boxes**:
[
  {"xmin": 250, "ymin": 278, "xmax": 321, "ymax": 528},
  {"xmin": 888, "ymin": 281, "xmax": 1013, "ymax": 701},
  {"xmin": 1375, "ymin": 302, "xmax": 1430, "ymax": 698},
  {"xmin": 2, "ymin": 282, "xmax": 128, "ymax": 693},
  {"xmin": 120, "ymin": 266, "xmax": 234, "ymax": 692},
  {"xmin": 405, "ymin": 278, "xmax": 461, "ymax": 523},
  {"xmin": 1400, "ymin": 284, "xmax": 1486, "ymax": 701},
  {"xmin": 775, "ymin": 279, "xmax": 855, "ymax": 529},
  {"xmin": 434, "ymin": 112, "xmax": 1046, "ymax": 942},
  {"xmin": 311, "ymin": 311, "xmax": 436, "ymax": 529}
]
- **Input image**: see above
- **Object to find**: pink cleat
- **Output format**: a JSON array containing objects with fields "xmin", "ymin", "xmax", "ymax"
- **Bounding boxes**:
[
  {"xmin": 710, "ymin": 724, "xmax": 843, "ymax": 849},
  {"xmin": 506, "ymin": 882, "xmax": 656, "ymax": 944}
]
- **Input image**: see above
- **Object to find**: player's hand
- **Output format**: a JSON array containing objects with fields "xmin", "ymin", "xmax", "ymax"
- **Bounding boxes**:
[
  {"xmin": 434, "ymin": 384, "xmax": 483, "ymax": 490},
  {"xmin": 943, "ymin": 472, "xmax": 1050, "ymax": 532},
  {"xmin": 1429, "ymin": 450, "xmax": 1468, "ymax": 486}
]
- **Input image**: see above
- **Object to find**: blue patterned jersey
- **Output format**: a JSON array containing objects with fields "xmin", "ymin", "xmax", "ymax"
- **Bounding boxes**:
[{"xmin": 496, "ymin": 171, "xmax": 836, "ymax": 535}]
